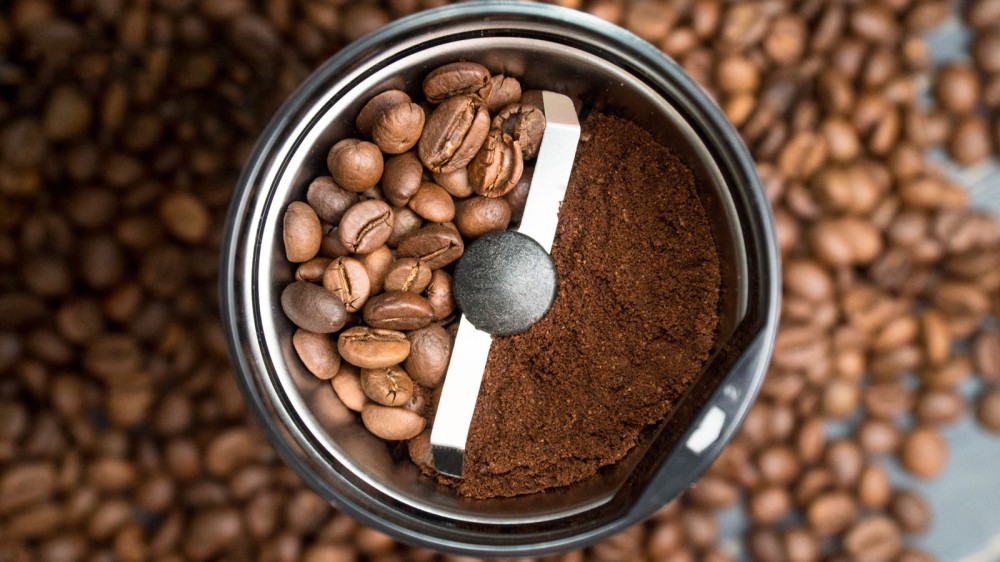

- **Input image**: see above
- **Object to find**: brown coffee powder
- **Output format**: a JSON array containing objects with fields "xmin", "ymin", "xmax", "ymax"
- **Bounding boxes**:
[{"xmin": 450, "ymin": 113, "xmax": 722, "ymax": 498}]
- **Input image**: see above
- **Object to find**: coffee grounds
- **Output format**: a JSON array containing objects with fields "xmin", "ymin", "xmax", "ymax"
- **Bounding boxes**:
[{"xmin": 450, "ymin": 112, "xmax": 722, "ymax": 498}]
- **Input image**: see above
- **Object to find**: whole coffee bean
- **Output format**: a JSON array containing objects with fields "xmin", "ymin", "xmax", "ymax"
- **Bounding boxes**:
[
  {"xmin": 426, "ymin": 269, "xmax": 455, "ymax": 321},
  {"xmin": 361, "ymin": 403, "xmax": 425, "ymax": 441},
  {"xmin": 479, "ymin": 74, "xmax": 522, "ymax": 113},
  {"xmin": 338, "ymin": 326, "xmax": 411, "ymax": 369},
  {"xmin": 292, "ymin": 329, "xmax": 341, "ymax": 379},
  {"xmin": 746, "ymin": 527, "xmax": 784, "ymax": 562},
  {"xmin": 360, "ymin": 245, "xmax": 393, "ymax": 294},
  {"xmin": 356, "ymin": 89, "xmax": 411, "ymax": 137},
  {"xmin": 382, "ymin": 151, "xmax": 423, "ymax": 207},
  {"xmin": 320, "ymin": 225, "xmax": 351, "ymax": 258},
  {"xmin": 422, "ymin": 61, "xmax": 491, "ymax": 103},
  {"xmin": 401, "ymin": 383, "xmax": 430, "ymax": 416},
  {"xmin": 433, "ymin": 167, "xmax": 474, "ymax": 198},
  {"xmin": 856, "ymin": 417, "xmax": 901, "ymax": 456},
  {"xmin": 295, "ymin": 257, "xmax": 331, "ymax": 283},
  {"xmin": 306, "ymin": 176, "xmax": 359, "ymax": 224},
  {"xmin": 418, "ymin": 95, "xmax": 490, "ymax": 173},
  {"xmin": 469, "ymin": 129, "xmax": 524, "ymax": 198},
  {"xmin": 383, "ymin": 258, "xmax": 432, "ymax": 293},
  {"xmin": 327, "ymin": 138, "xmax": 384, "ymax": 192},
  {"xmin": 503, "ymin": 166, "xmax": 533, "ymax": 224},
  {"xmin": 321, "ymin": 256, "xmax": 371, "ymax": 313},
  {"xmin": 403, "ymin": 324, "xmax": 452, "ymax": 388},
  {"xmin": 807, "ymin": 491, "xmax": 857, "ymax": 536},
  {"xmin": 456, "ymin": 195, "xmax": 512, "ymax": 239},
  {"xmin": 396, "ymin": 224, "xmax": 464, "ymax": 269},
  {"xmin": 331, "ymin": 364, "xmax": 366, "ymax": 412},
  {"xmin": 283, "ymin": 202, "xmax": 322, "ymax": 263},
  {"xmin": 386, "ymin": 206, "xmax": 424, "ymax": 248},
  {"xmin": 947, "ymin": 115, "xmax": 992, "ymax": 166},
  {"xmin": 915, "ymin": 389, "xmax": 964, "ymax": 425},
  {"xmin": 408, "ymin": 429, "xmax": 433, "ymax": 470},
  {"xmin": 934, "ymin": 64, "xmax": 980, "ymax": 114},
  {"xmin": 900, "ymin": 426, "xmax": 948, "ymax": 478},
  {"xmin": 363, "ymin": 291, "xmax": 434, "ymax": 331},
  {"xmin": 360, "ymin": 365, "xmax": 414, "ymax": 407},
  {"xmin": 407, "ymin": 182, "xmax": 455, "ymax": 223},
  {"xmin": 890, "ymin": 489, "xmax": 932, "ymax": 534},
  {"xmin": 749, "ymin": 486, "xmax": 791, "ymax": 525},
  {"xmin": 493, "ymin": 103, "xmax": 546, "ymax": 160},
  {"xmin": 373, "ymin": 102, "xmax": 424, "ymax": 155},
  {"xmin": 858, "ymin": 464, "xmax": 892, "ymax": 508},
  {"xmin": 844, "ymin": 516, "xmax": 902, "ymax": 562},
  {"xmin": 826, "ymin": 440, "xmax": 864, "ymax": 487},
  {"xmin": 338, "ymin": 200, "xmax": 394, "ymax": 254},
  {"xmin": 280, "ymin": 281, "xmax": 347, "ymax": 334},
  {"xmin": 976, "ymin": 388, "xmax": 1000, "ymax": 432},
  {"xmin": 757, "ymin": 444, "xmax": 797, "ymax": 485}
]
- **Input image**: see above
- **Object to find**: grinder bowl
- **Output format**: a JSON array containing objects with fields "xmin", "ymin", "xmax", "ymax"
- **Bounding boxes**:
[{"xmin": 221, "ymin": 2, "xmax": 780, "ymax": 556}]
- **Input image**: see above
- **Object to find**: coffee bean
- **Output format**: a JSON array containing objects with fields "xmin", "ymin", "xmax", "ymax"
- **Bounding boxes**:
[
  {"xmin": 386, "ymin": 206, "xmax": 424, "ymax": 248},
  {"xmin": 382, "ymin": 151, "xmax": 423, "ymax": 207},
  {"xmin": 408, "ymin": 429, "xmax": 433, "ymax": 470},
  {"xmin": 418, "ymin": 95, "xmax": 490, "ymax": 173},
  {"xmin": 283, "ymin": 201, "xmax": 322, "ymax": 263},
  {"xmin": 468, "ymin": 128, "xmax": 524, "ymax": 198},
  {"xmin": 432, "ymin": 167, "xmax": 474, "ymax": 198},
  {"xmin": 890, "ymin": 489, "xmax": 932, "ymax": 535},
  {"xmin": 687, "ymin": 474, "xmax": 739, "ymax": 510},
  {"xmin": 857, "ymin": 464, "xmax": 891, "ymax": 508},
  {"xmin": 915, "ymin": 388, "xmax": 964, "ymax": 425},
  {"xmin": 825, "ymin": 440, "xmax": 863, "ymax": 487},
  {"xmin": 396, "ymin": 224, "xmax": 464, "ymax": 269},
  {"xmin": 426, "ymin": 269, "xmax": 455, "ymax": 321},
  {"xmin": 327, "ymin": 138, "xmax": 384, "ymax": 192},
  {"xmin": 361, "ymin": 365, "xmax": 414, "ymax": 407},
  {"xmin": 295, "ymin": 257, "xmax": 331, "ymax": 283},
  {"xmin": 972, "ymin": 29, "xmax": 1000, "ymax": 73},
  {"xmin": 479, "ymin": 74, "xmax": 522, "ymax": 113},
  {"xmin": 407, "ymin": 182, "xmax": 455, "ymax": 223},
  {"xmin": 337, "ymin": 326, "xmax": 410, "ymax": 369},
  {"xmin": 749, "ymin": 486, "xmax": 790, "ymax": 525},
  {"xmin": 338, "ymin": 200, "xmax": 394, "ymax": 254},
  {"xmin": 504, "ymin": 166, "xmax": 533, "ymax": 223},
  {"xmin": 900, "ymin": 426, "xmax": 948, "ymax": 478},
  {"xmin": 383, "ymin": 258, "xmax": 432, "ymax": 293},
  {"xmin": 493, "ymin": 103, "xmax": 546, "ymax": 160},
  {"xmin": 319, "ymin": 225, "xmax": 352, "ymax": 258},
  {"xmin": 361, "ymin": 403, "xmax": 425, "ymax": 441},
  {"xmin": 322, "ymin": 256, "xmax": 371, "ymax": 313},
  {"xmin": 807, "ymin": 491, "xmax": 857, "ymax": 536},
  {"xmin": 422, "ymin": 61, "xmax": 491, "ymax": 103},
  {"xmin": 292, "ymin": 329, "xmax": 341, "ymax": 379},
  {"xmin": 947, "ymin": 115, "xmax": 992, "ymax": 166},
  {"xmin": 856, "ymin": 417, "xmax": 901, "ymax": 456},
  {"xmin": 356, "ymin": 89, "xmax": 411, "ymax": 138},
  {"xmin": 934, "ymin": 64, "xmax": 980, "ymax": 114},
  {"xmin": 331, "ymin": 364, "xmax": 367, "ymax": 412},
  {"xmin": 373, "ymin": 102, "xmax": 424, "ymax": 155},
  {"xmin": 844, "ymin": 516, "xmax": 902, "ymax": 562},
  {"xmin": 363, "ymin": 291, "xmax": 434, "ymax": 331},
  {"xmin": 280, "ymin": 281, "xmax": 347, "ymax": 334},
  {"xmin": 403, "ymin": 324, "xmax": 452, "ymax": 388},
  {"xmin": 306, "ymin": 176, "xmax": 359, "ymax": 224},
  {"xmin": 976, "ymin": 388, "xmax": 1000, "ymax": 432}
]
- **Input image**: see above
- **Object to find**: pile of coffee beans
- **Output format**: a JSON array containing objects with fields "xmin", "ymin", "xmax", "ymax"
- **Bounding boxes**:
[
  {"xmin": 1, "ymin": 0, "xmax": 999, "ymax": 560},
  {"xmin": 279, "ymin": 62, "xmax": 545, "ymax": 457}
]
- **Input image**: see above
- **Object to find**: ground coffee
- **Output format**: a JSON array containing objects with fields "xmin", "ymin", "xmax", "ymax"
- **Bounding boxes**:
[{"xmin": 452, "ymin": 112, "xmax": 722, "ymax": 498}]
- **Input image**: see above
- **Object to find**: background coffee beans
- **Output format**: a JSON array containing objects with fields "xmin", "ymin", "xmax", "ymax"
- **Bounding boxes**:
[{"xmin": 3, "ymin": 1, "xmax": 1000, "ymax": 560}]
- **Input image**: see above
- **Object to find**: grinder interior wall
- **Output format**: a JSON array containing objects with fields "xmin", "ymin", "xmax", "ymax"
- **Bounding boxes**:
[{"xmin": 259, "ymin": 37, "xmax": 747, "ymax": 522}]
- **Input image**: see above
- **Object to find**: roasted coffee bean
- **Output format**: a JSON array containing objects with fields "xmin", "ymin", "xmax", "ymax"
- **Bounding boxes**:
[
  {"xmin": 280, "ymin": 281, "xmax": 347, "ymax": 334},
  {"xmin": 327, "ymin": 138, "xmax": 384, "ymax": 192},
  {"xmin": 479, "ymin": 74, "xmax": 522, "ymax": 113},
  {"xmin": 749, "ymin": 486, "xmax": 791, "ymax": 525},
  {"xmin": 331, "ymin": 364, "xmax": 366, "ymax": 412},
  {"xmin": 408, "ymin": 430, "xmax": 433, "ymax": 470},
  {"xmin": 386, "ymin": 206, "xmax": 423, "ymax": 248},
  {"xmin": 915, "ymin": 389, "xmax": 964, "ymax": 425},
  {"xmin": 360, "ymin": 365, "xmax": 414, "ymax": 407},
  {"xmin": 283, "ymin": 202, "xmax": 322, "ymax": 263},
  {"xmin": 493, "ymin": 103, "xmax": 546, "ymax": 160},
  {"xmin": 383, "ymin": 258, "xmax": 432, "ymax": 293},
  {"xmin": 890, "ymin": 489, "xmax": 932, "ymax": 534},
  {"xmin": 844, "ymin": 516, "xmax": 902, "ymax": 562},
  {"xmin": 857, "ymin": 417, "xmax": 901, "ymax": 456},
  {"xmin": 356, "ymin": 89, "xmax": 411, "ymax": 137},
  {"xmin": 418, "ymin": 95, "xmax": 490, "ymax": 173},
  {"xmin": 858, "ymin": 464, "xmax": 892, "ymax": 508},
  {"xmin": 426, "ymin": 269, "xmax": 455, "ymax": 321},
  {"xmin": 337, "ymin": 326, "xmax": 410, "ymax": 369},
  {"xmin": 422, "ymin": 61, "xmax": 491, "ymax": 103},
  {"xmin": 900, "ymin": 426, "xmax": 948, "ymax": 478},
  {"xmin": 321, "ymin": 256, "xmax": 371, "ymax": 313},
  {"xmin": 319, "ymin": 225, "xmax": 352, "ymax": 258},
  {"xmin": 306, "ymin": 176, "xmax": 360, "ymax": 224},
  {"xmin": 977, "ymin": 388, "xmax": 1000, "ymax": 432},
  {"xmin": 363, "ymin": 291, "xmax": 434, "ymax": 331},
  {"xmin": 456, "ymin": 195, "xmax": 512, "ymax": 238},
  {"xmin": 396, "ymin": 224, "xmax": 464, "ymax": 269},
  {"xmin": 292, "ymin": 329, "xmax": 341, "ymax": 379},
  {"xmin": 403, "ymin": 324, "xmax": 452, "ymax": 388},
  {"xmin": 948, "ymin": 115, "xmax": 993, "ymax": 166},
  {"xmin": 295, "ymin": 257, "xmax": 332, "ymax": 283},
  {"xmin": 469, "ymin": 128, "xmax": 524, "ymax": 197},
  {"xmin": 361, "ymin": 403, "xmax": 425, "ymax": 440},
  {"xmin": 807, "ymin": 491, "xmax": 857, "ymax": 536},
  {"xmin": 433, "ymin": 167, "xmax": 474, "ymax": 198},
  {"xmin": 933, "ymin": 64, "xmax": 980, "ymax": 114},
  {"xmin": 504, "ymin": 166, "xmax": 533, "ymax": 223},
  {"xmin": 373, "ymin": 102, "xmax": 424, "ymax": 154},
  {"xmin": 407, "ymin": 182, "xmax": 455, "ymax": 223},
  {"xmin": 382, "ymin": 151, "xmax": 423, "ymax": 206},
  {"xmin": 338, "ymin": 200, "xmax": 394, "ymax": 254}
]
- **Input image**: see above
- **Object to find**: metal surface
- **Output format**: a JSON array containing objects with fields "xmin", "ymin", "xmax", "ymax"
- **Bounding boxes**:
[
  {"xmin": 431, "ymin": 91, "xmax": 580, "ymax": 477},
  {"xmin": 220, "ymin": 2, "xmax": 780, "ymax": 555}
]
